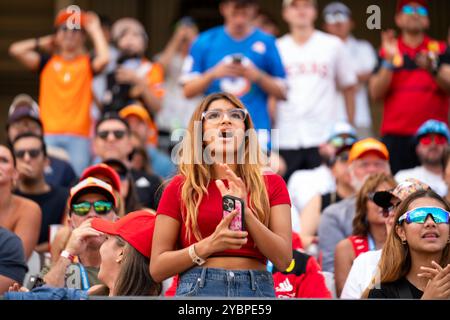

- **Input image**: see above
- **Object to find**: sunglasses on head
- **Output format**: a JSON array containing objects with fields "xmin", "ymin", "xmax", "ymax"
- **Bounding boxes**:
[
  {"xmin": 97, "ymin": 130, "xmax": 127, "ymax": 140},
  {"xmin": 329, "ymin": 136, "xmax": 356, "ymax": 149},
  {"xmin": 14, "ymin": 148, "xmax": 42, "ymax": 159},
  {"xmin": 401, "ymin": 5, "xmax": 428, "ymax": 17},
  {"xmin": 419, "ymin": 134, "xmax": 448, "ymax": 146},
  {"xmin": 71, "ymin": 200, "xmax": 114, "ymax": 216},
  {"xmin": 397, "ymin": 206, "xmax": 450, "ymax": 225}
]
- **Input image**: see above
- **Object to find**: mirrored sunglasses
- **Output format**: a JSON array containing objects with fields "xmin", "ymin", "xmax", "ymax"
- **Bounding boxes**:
[{"xmin": 398, "ymin": 206, "xmax": 450, "ymax": 225}]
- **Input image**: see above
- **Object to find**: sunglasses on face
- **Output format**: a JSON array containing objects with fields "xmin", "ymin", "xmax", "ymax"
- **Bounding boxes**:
[
  {"xmin": 419, "ymin": 134, "xmax": 448, "ymax": 146},
  {"xmin": 71, "ymin": 200, "xmax": 114, "ymax": 216},
  {"xmin": 397, "ymin": 206, "xmax": 450, "ymax": 225},
  {"xmin": 201, "ymin": 109, "xmax": 248, "ymax": 124},
  {"xmin": 401, "ymin": 5, "xmax": 428, "ymax": 17},
  {"xmin": 97, "ymin": 130, "xmax": 127, "ymax": 140},
  {"xmin": 14, "ymin": 148, "xmax": 42, "ymax": 159}
]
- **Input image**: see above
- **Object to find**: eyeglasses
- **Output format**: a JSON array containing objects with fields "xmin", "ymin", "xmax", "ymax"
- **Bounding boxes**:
[
  {"xmin": 201, "ymin": 109, "xmax": 248, "ymax": 124},
  {"xmin": 419, "ymin": 134, "xmax": 448, "ymax": 146},
  {"xmin": 97, "ymin": 130, "xmax": 127, "ymax": 140},
  {"xmin": 14, "ymin": 148, "xmax": 43, "ymax": 159},
  {"xmin": 328, "ymin": 151, "xmax": 349, "ymax": 166},
  {"xmin": 398, "ymin": 206, "xmax": 450, "ymax": 225},
  {"xmin": 329, "ymin": 136, "xmax": 357, "ymax": 149},
  {"xmin": 71, "ymin": 200, "xmax": 114, "ymax": 216},
  {"xmin": 401, "ymin": 5, "xmax": 428, "ymax": 17}
]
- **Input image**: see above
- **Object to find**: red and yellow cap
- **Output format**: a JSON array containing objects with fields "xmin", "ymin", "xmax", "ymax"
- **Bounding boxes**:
[
  {"xmin": 91, "ymin": 210, "xmax": 156, "ymax": 258},
  {"xmin": 348, "ymin": 138, "xmax": 389, "ymax": 163},
  {"xmin": 69, "ymin": 177, "xmax": 118, "ymax": 208}
]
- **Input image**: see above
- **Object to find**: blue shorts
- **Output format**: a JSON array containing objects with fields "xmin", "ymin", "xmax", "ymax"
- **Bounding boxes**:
[{"xmin": 175, "ymin": 267, "xmax": 275, "ymax": 298}]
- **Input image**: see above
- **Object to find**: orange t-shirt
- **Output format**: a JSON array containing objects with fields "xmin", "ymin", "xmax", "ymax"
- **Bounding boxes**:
[
  {"xmin": 142, "ymin": 59, "xmax": 164, "ymax": 146},
  {"xmin": 39, "ymin": 54, "xmax": 93, "ymax": 137}
]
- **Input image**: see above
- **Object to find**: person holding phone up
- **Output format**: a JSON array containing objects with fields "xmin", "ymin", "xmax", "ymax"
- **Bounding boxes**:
[{"xmin": 150, "ymin": 92, "xmax": 292, "ymax": 297}]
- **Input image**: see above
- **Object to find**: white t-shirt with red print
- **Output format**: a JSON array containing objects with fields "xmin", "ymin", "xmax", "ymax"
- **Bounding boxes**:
[{"xmin": 274, "ymin": 31, "xmax": 357, "ymax": 150}]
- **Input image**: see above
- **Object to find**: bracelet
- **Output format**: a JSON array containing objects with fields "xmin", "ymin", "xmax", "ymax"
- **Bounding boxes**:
[
  {"xmin": 188, "ymin": 244, "xmax": 206, "ymax": 266},
  {"xmin": 60, "ymin": 250, "xmax": 75, "ymax": 263},
  {"xmin": 381, "ymin": 59, "xmax": 395, "ymax": 71}
]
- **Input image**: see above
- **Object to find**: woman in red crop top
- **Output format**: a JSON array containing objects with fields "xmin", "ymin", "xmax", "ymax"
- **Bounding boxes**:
[
  {"xmin": 334, "ymin": 173, "xmax": 397, "ymax": 296},
  {"xmin": 150, "ymin": 92, "xmax": 292, "ymax": 297}
]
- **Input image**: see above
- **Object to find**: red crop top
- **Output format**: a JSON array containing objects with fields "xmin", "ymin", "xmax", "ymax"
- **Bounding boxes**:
[{"xmin": 156, "ymin": 172, "xmax": 291, "ymax": 263}]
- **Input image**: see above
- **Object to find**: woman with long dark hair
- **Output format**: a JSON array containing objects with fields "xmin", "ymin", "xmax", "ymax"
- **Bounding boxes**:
[{"xmin": 364, "ymin": 189, "xmax": 450, "ymax": 299}]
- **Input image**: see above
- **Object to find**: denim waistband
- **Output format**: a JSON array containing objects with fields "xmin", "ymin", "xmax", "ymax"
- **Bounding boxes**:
[{"xmin": 179, "ymin": 267, "xmax": 273, "ymax": 290}]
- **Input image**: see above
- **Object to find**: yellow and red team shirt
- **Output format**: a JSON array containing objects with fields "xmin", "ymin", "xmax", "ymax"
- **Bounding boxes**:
[{"xmin": 39, "ymin": 54, "xmax": 93, "ymax": 137}]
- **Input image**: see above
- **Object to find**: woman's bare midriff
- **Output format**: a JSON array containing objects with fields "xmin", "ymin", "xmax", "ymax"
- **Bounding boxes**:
[{"xmin": 203, "ymin": 256, "xmax": 266, "ymax": 271}]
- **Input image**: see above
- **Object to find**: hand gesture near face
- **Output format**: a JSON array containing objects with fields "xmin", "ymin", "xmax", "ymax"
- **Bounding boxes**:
[
  {"xmin": 215, "ymin": 163, "xmax": 248, "ymax": 205},
  {"xmin": 65, "ymin": 219, "xmax": 103, "ymax": 256},
  {"xmin": 381, "ymin": 29, "xmax": 400, "ymax": 62}
]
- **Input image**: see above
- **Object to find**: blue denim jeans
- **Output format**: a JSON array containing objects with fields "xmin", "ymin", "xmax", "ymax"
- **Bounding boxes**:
[
  {"xmin": 176, "ymin": 267, "xmax": 275, "ymax": 298},
  {"xmin": 45, "ymin": 135, "xmax": 91, "ymax": 176}
]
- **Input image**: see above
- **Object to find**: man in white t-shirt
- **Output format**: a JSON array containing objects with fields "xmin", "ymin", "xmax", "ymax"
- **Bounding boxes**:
[
  {"xmin": 322, "ymin": 2, "xmax": 377, "ymax": 139},
  {"xmin": 395, "ymin": 120, "xmax": 449, "ymax": 197},
  {"xmin": 274, "ymin": 0, "xmax": 357, "ymax": 181},
  {"xmin": 341, "ymin": 178, "xmax": 430, "ymax": 299}
]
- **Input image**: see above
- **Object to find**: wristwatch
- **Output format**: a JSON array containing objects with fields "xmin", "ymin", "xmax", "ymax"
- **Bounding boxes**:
[
  {"xmin": 188, "ymin": 244, "xmax": 206, "ymax": 266},
  {"xmin": 60, "ymin": 250, "xmax": 76, "ymax": 263}
]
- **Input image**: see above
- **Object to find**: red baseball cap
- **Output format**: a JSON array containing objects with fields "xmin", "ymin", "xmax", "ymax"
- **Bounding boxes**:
[
  {"xmin": 91, "ymin": 210, "xmax": 156, "ymax": 258},
  {"xmin": 80, "ymin": 164, "xmax": 121, "ymax": 193},
  {"xmin": 397, "ymin": 0, "xmax": 429, "ymax": 13}
]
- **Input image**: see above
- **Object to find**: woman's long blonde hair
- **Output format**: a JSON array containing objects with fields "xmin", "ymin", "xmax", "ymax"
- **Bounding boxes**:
[
  {"xmin": 178, "ymin": 92, "xmax": 270, "ymax": 241},
  {"xmin": 361, "ymin": 189, "xmax": 450, "ymax": 298}
]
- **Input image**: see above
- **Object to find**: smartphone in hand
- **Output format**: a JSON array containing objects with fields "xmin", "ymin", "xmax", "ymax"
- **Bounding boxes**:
[{"xmin": 222, "ymin": 195, "xmax": 245, "ymax": 231}]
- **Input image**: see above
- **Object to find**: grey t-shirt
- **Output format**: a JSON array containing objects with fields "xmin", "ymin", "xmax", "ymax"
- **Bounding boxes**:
[
  {"xmin": 0, "ymin": 227, "xmax": 28, "ymax": 283},
  {"xmin": 318, "ymin": 197, "xmax": 356, "ymax": 272}
]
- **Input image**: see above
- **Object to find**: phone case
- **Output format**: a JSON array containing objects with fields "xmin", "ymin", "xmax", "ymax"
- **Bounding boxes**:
[{"xmin": 222, "ymin": 195, "xmax": 245, "ymax": 231}]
